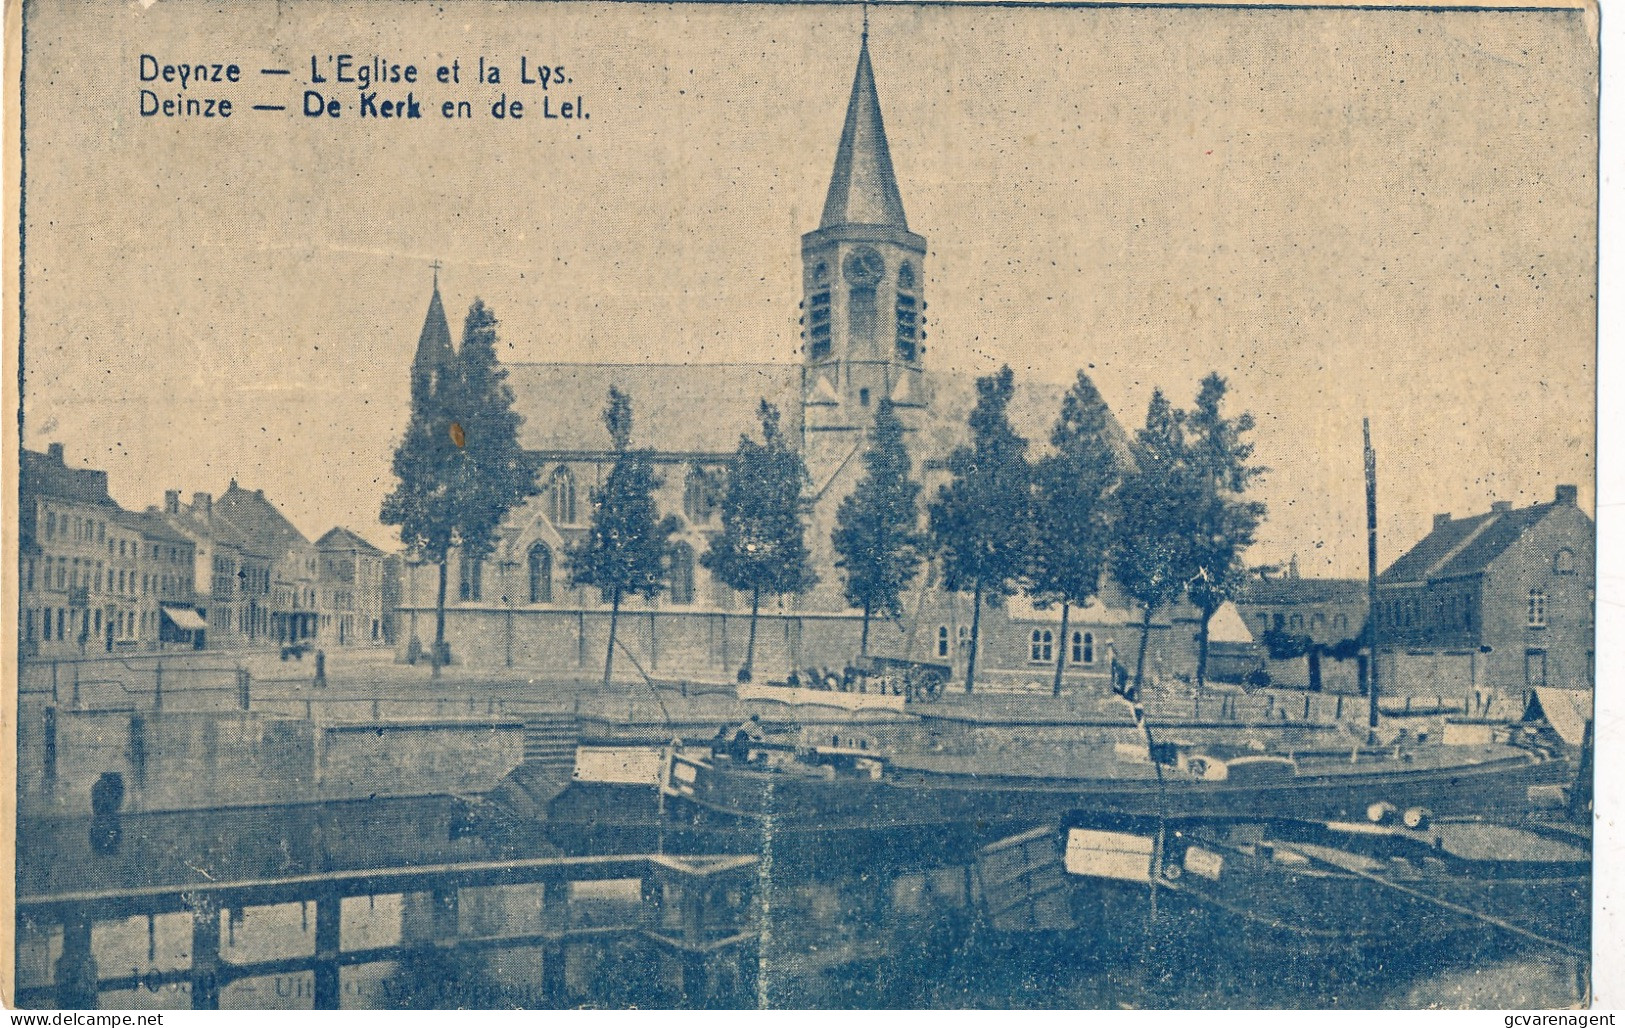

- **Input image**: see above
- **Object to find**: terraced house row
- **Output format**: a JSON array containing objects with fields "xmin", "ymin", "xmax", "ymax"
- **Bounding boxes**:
[{"xmin": 18, "ymin": 443, "xmax": 394, "ymax": 658}]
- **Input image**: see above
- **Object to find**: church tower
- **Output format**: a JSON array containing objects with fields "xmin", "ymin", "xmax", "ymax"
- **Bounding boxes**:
[{"xmin": 801, "ymin": 31, "xmax": 928, "ymax": 473}]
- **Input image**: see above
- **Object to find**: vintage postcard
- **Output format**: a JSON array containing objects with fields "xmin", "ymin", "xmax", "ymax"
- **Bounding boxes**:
[{"xmin": 5, "ymin": 0, "xmax": 1601, "ymax": 1011}]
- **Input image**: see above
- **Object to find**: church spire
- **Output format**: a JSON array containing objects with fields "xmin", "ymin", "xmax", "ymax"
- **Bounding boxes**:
[
  {"xmin": 820, "ymin": 32, "xmax": 908, "ymax": 230},
  {"xmin": 410, "ymin": 267, "xmax": 455, "ymax": 404}
]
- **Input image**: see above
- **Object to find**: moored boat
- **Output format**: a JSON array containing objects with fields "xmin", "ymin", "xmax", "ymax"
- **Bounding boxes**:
[
  {"xmin": 1059, "ymin": 813, "xmax": 1589, "ymax": 961},
  {"xmin": 653, "ymin": 731, "xmax": 1573, "ymax": 838}
]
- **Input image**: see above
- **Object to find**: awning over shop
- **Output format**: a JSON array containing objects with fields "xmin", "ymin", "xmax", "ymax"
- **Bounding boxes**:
[{"xmin": 161, "ymin": 606, "xmax": 208, "ymax": 631}]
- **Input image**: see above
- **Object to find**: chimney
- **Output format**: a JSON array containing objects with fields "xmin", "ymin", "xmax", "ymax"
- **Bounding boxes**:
[
  {"xmin": 164, "ymin": 490, "xmax": 181, "ymax": 515},
  {"xmin": 194, "ymin": 492, "xmax": 212, "ymax": 516},
  {"xmin": 1490, "ymin": 500, "xmax": 1513, "ymax": 513},
  {"xmin": 1433, "ymin": 513, "xmax": 1451, "ymax": 530},
  {"xmin": 46, "ymin": 442, "xmax": 64, "ymax": 463},
  {"xmin": 1555, "ymin": 484, "xmax": 1578, "ymax": 506}
]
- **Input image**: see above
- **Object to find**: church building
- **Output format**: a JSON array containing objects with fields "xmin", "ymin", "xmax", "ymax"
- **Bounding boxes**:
[{"xmin": 396, "ymin": 35, "xmax": 1194, "ymax": 691}]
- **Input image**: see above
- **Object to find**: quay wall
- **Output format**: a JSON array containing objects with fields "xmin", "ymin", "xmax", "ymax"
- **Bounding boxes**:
[
  {"xmin": 18, "ymin": 708, "xmax": 524, "ymax": 817},
  {"xmin": 394, "ymin": 606, "xmax": 885, "ymax": 682}
]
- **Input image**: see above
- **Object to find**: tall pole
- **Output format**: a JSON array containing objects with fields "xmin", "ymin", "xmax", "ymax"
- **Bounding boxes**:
[{"xmin": 1364, "ymin": 418, "xmax": 1381, "ymax": 743}]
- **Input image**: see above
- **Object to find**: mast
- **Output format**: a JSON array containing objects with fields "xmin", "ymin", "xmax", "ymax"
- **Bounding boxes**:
[{"xmin": 1364, "ymin": 418, "xmax": 1381, "ymax": 743}]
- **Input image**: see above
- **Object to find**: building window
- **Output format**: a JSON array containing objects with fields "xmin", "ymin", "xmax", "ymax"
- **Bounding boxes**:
[
  {"xmin": 1554, "ymin": 549, "xmax": 1576, "ymax": 575},
  {"xmin": 43, "ymin": 608, "xmax": 51, "ymax": 639},
  {"xmin": 1310, "ymin": 613, "xmax": 1326, "ymax": 631},
  {"xmin": 45, "ymin": 512, "xmax": 55, "ymax": 538},
  {"xmin": 528, "ymin": 543, "xmax": 552, "ymax": 604},
  {"xmin": 1289, "ymin": 614, "xmax": 1303, "ymax": 631},
  {"xmin": 1030, "ymin": 629, "xmax": 1054, "ymax": 663},
  {"xmin": 549, "ymin": 466, "xmax": 577, "ymax": 526},
  {"xmin": 937, "ymin": 625, "xmax": 950, "ymax": 658},
  {"xmin": 1527, "ymin": 589, "xmax": 1547, "ymax": 628},
  {"xmin": 1072, "ymin": 631, "xmax": 1095, "ymax": 664},
  {"xmin": 668, "ymin": 543, "xmax": 695, "ymax": 605},
  {"xmin": 459, "ymin": 551, "xmax": 483, "ymax": 602},
  {"xmin": 859, "ymin": 387, "xmax": 870, "ymax": 407},
  {"xmin": 1333, "ymin": 613, "xmax": 1348, "ymax": 633},
  {"xmin": 958, "ymin": 625, "xmax": 970, "ymax": 648},
  {"xmin": 1525, "ymin": 648, "xmax": 1548, "ymax": 687}
]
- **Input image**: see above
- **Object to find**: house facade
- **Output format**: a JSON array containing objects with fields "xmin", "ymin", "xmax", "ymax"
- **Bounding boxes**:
[
  {"xmin": 1375, "ymin": 485, "xmax": 1593, "ymax": 695},
  {"xmin": 317, "ymin": 527, "xmax": 389, "ymax": 646},
  {"xmin": 19, "ymin": 445, "xmax": 198, "ymax": 656}
]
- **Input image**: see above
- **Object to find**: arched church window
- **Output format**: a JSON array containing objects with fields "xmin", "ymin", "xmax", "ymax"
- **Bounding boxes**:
[
  {"xmin": 1073, "ymin": 631, "xmax": 1094, "ymax": 665},
  {"xmin": 549, "ymin": 466, "xmax": 577, "ymax": 525},
  {"xmin": 669, "ymin": 543, "xmax": 695, "ymax": 605},
  {"xmin": 1554, "ymin": 548, "xmax": 1576, "ymax": 575},
  {"xmin": 528, "ymin": 543, "xmax": 553, "ymax": 604},
  {"xmin": 684, "ymin": 466, "xmax": 718, "ymax": 523},
  {"xmin": 1030, "ymin": 629, "xmax": 1054, "ymax": 664},
  {"xmin": 458, "ymin": 550, "xmax": 483, "ymax": 603},
  {"xmin": 814, "ymin": 261, "xmax": 829, "ymax": 285},
  {"xmin": 898, "ymin": 262, "xmax": 915, "ymax": 290}
]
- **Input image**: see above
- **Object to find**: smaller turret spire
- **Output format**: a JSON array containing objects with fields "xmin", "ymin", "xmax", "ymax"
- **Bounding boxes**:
[{"xmin": 410, "ymin": 269, "xmax": 455, "ymax": 403}]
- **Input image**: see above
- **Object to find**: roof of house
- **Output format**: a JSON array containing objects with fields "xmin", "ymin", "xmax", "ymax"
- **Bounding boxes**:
[
  {"xmin": 1378, "ymin": 501, "xmax": 1570, "ymax": 586},
  {"xmin": 317, "ymin": 526, "xmax": 384, "ymax": 555},
  {"xmin": 1236, "ymin": 577, "xmax": 1368, "ymax": 606},
  {"xmin": 214, "ymin": 482, "xmax": 312, "ymax": 559},
  {"xmin": 20, "ymin": 448, "xmax": 118, "ymax": 508},
  {"xmin": 153, "ymin": 501, "xmax": 270, "ymax": 559},
  {"xmin": 120, "ymin": 509, "xmax": 196, "ymax": 547}
]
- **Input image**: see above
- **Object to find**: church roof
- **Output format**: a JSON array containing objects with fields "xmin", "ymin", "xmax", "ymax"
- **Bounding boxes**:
[
  {"xmin": 820, "ymin": 38, "xmax": 909, "ymax": 230},
  {"xmin": 412, "ymin": 282, "xmax": 455, "ymax": 375},
  {"xmin": 506, "ymin": 363, "xmax": 804, "ymax": 455}
]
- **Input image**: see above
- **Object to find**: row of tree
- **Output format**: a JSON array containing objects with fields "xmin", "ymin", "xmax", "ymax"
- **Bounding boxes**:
[{"xmin": 383, "ymin": 299, "xmax": 1266, "ymax": 693}]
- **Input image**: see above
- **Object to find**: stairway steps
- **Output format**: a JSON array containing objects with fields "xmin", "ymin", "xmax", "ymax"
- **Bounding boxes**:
[{"xmin": 523, "ymin": 715, "xmax": 580, "ymax": 771}]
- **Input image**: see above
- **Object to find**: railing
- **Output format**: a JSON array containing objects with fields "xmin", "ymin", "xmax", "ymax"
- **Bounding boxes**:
[{"xmin": 16, "ymin": 852, "xmax": 759, "ymax": 1010}]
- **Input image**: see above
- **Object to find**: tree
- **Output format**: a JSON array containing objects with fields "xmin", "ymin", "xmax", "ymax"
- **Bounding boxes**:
[
  {"xmin": 832, "ymin": 398, "xmax": 925, "ymax": 655},
  {"xmin": 1111, "ymin": 389, "xmax": 1201, "ymax": 696},
  {"xmin": 567, "ymin": 388, "xmax": 681, "ymax": 686},
  {"xmin": 702, "ymin": 401, "xmax": 817, "ymax": 680},
  {"xmin": 1028, "ymin": 371, "xmax": 1120, "ymax": 697},
  {"xmin": 381, "ymin": 299, "xmax": 538, "ymax": 679},
  {"xmin": 1182, "ymin": 373, "xmax": 1268, "ymax": 691},
  {"xmin": 929, "ymin": 366, "xmax": 1031, "ymax": 694}
]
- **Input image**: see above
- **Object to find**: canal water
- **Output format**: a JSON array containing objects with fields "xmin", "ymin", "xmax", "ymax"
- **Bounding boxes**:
[{"xmin": 15, "ymin": 794, "xmax": 1590, "ymax": 1009}]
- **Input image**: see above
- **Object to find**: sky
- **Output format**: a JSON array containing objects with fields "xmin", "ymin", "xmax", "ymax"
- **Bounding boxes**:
[{"xmin": 19, "ymin": 0, "xmax": 1597, "ymax": 578}]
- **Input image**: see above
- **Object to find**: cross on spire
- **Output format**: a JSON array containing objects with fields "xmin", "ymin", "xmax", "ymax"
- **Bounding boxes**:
[{"xmin": 429, "ymin": 258, "xmax": 443, "ymax": 287}]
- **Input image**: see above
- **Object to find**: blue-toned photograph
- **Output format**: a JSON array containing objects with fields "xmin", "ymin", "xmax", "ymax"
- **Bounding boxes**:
[{"xmin": 11, "ymin": 0, "xmax": 1597, "ymax": 1010}]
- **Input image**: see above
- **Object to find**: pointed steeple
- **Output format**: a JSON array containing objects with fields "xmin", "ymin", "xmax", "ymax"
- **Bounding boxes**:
[
  {"xmin": 410, "ymin": 269, "xmax": 455, "ymax": 404},
  {"xmin": 820, "ymin": 35, "xmax": 908, "ymax": 230}
]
